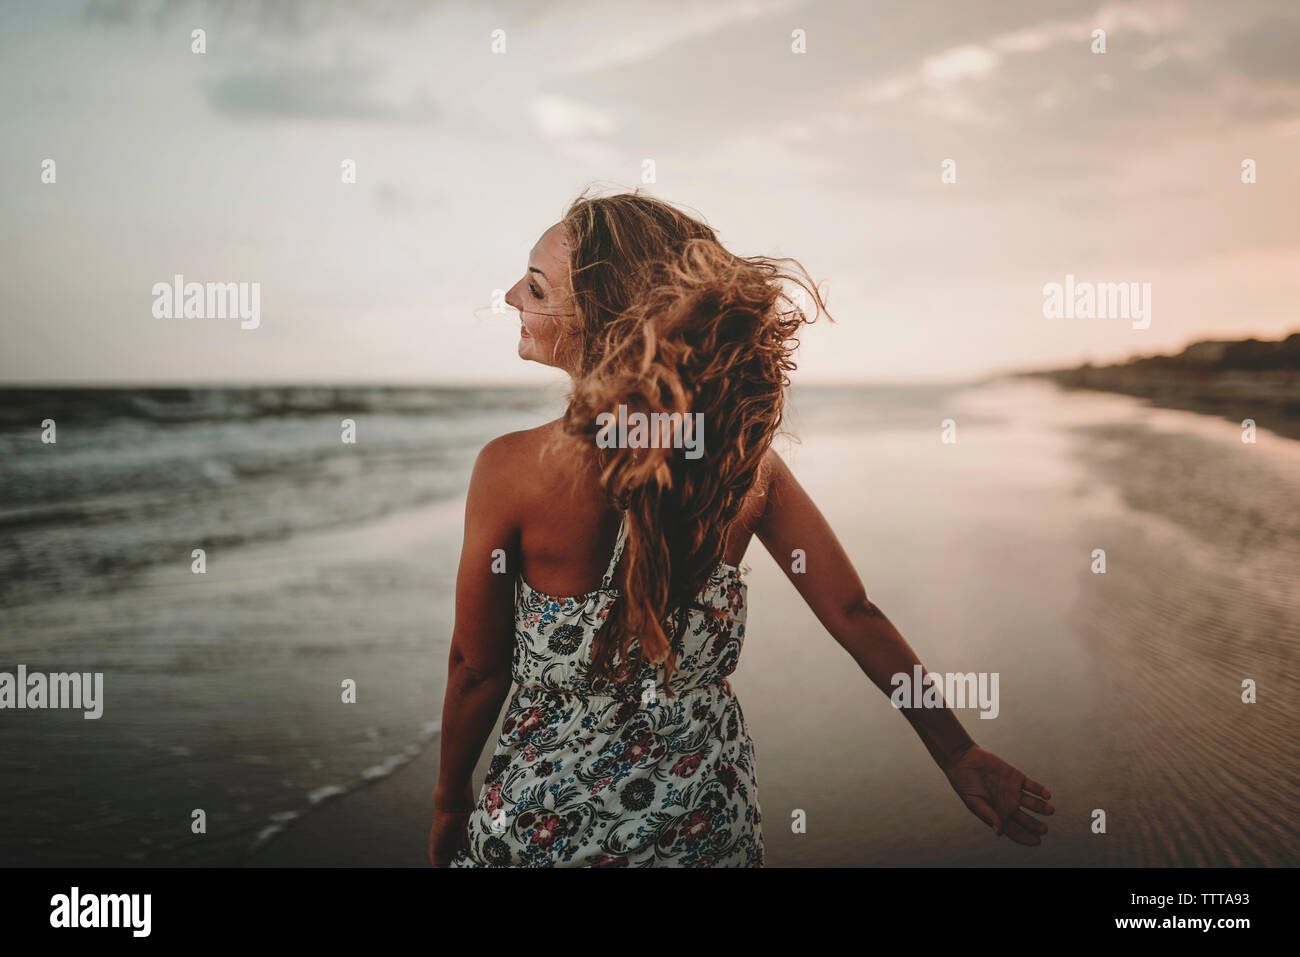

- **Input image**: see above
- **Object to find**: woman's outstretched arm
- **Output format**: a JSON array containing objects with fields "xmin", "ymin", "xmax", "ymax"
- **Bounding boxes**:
[
  {"xmin": 431, "ymin": 436, "xmax": 521, "ymax": 865},
  {"xmin": 755, "ymin": 449, "xmax": 1054, "ymax": 846}
]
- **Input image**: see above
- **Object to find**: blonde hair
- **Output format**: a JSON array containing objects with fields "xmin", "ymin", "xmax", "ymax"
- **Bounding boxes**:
[{"xmin": 558, "ymin": 189, "xmax": 829, "ymax": 694}]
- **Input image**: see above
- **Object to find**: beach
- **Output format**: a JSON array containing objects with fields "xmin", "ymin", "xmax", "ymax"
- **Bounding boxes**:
[{"xmin": 2, "ymin": 381, "xmax": 1297, "ymax": 867}]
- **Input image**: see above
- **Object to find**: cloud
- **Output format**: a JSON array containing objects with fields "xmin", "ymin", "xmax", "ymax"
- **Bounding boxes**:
[
  {"xmin": 1224, "ymin": 19, "xmax": 1300, "ymax": 82},
  {"xmin": 1093, "ymin": 0, "xmax": 1185, "ymax": 35},
  {"xmin": 83, "ymin": 0, "xmax": 436, "ymax": 35},
  {"xmin": 922, "ymin": 44, "xmax": 999, "ymax": 82},
  {"xmin": 206, "ymin": 67, "xmax": 437, "ymax": 121},
  {"xmin": 992, "ymin": 25, "xmax": 1067, "ymax": 55},
  {"xmin": 866, "ymin": 43, "xmax": 1000, "ymax": 109},
  {"xmin": 529, "ymin": 94, "xmax": 618, "ymax": 139},
  {"xmin": 548, "ymin": 0, "xmax": 806, "ymax": 76},
  {"xmin": 82, "ymin": 0, "xmax": 135, "ymax": 26}
]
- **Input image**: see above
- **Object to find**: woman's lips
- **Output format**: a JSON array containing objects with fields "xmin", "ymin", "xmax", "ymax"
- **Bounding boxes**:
[{"xmin": 520, "ymin": 322, "xmax": 531, "ymax": 338}]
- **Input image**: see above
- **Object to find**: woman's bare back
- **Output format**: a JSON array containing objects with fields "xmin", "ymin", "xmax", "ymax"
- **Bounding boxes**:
[{"xmin": 499, "ymin": 419, "xmax": 772, "ymax": 599}]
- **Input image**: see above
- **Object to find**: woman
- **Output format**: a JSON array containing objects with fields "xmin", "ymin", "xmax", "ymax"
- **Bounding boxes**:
[{"xmin": 431, "ymin": 190, "xmax": 1053, "ymax": 867}]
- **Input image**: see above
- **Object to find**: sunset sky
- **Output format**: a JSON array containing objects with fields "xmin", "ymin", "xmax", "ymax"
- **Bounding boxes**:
[{"xmin": 2, "ymin": 0, "xmax": 1297, "ymax": 385}]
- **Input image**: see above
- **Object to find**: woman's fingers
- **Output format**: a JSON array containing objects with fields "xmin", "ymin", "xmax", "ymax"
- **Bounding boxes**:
[
  {"xmin": 1001, "ymin": 812, "xmax": 1045, "ymax": 846},
  {"xmin": 1018, "ymin": 791, "xmax": 1054, "ymax": 815},
  {"xmin": 1009, "ymin": 807, "xmax": 1048, "ymax": 836},
  {"xmin": 1022, "ymin": 775, "xmax": 1051, "ymax": 800}
]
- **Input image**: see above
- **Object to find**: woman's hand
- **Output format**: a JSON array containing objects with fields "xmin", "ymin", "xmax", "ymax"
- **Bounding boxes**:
[
  {"xmin": 941, "ymin": 744, "xmax": 1054, "ymax": 846},
  {"xmin": 428, "ymin": 810, "xmax": 471, "ymax": 867},
  {"xmin": 429, "ymin": 784, "xmax": 475, "ymax": 867}
]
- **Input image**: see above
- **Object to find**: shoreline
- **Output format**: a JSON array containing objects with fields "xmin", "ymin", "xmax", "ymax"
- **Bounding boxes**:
[
  {"xmin": 246, "ymin": 736, "xmax": 448, "ymax": 867},
  {"xmin": 1017, "ymin": 368, "xmax": 1300, "ymax": 441},
  {"xmin": 1015, "ymin": 332, "xmax": 1300, "ymax": 441}
]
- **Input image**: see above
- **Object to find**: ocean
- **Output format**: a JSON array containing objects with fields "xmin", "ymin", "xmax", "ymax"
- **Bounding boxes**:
[{"xmin": 0, "ymin": 385, "xmax": 557, "ymax": 865}]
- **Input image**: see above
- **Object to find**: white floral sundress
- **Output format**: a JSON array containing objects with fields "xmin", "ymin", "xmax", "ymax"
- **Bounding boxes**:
[{"xmin": 449, "ymin": 515, "xmax": 764, "ymax": 867}]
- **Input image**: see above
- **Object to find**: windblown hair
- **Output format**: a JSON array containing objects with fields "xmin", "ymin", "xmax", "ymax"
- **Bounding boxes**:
[{"xmin": 557, "ymin": 189, "xmax": 830, "ymax": 695}]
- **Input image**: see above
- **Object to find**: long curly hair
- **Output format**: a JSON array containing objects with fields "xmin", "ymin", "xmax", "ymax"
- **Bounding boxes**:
[{"xmin": 556, "ymin": 189, "xmax": 830, "ymax": 695}]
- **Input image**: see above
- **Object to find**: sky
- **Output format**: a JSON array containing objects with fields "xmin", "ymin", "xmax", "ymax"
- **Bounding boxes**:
[{"xmin": 1, "ymin": 0, "xmax": 1297, "ymax": 385}]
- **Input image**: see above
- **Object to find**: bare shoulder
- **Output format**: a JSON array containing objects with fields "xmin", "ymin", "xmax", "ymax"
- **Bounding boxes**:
[
  {"xmin": 474, "ymin": 420, "xmax": 561, "ymax": 476},
  {"xmin": 760, "ymin": 445, "xmax": 784, "ymax": 475},
  {"xmin": 757, "ymin": 445, "xmax": 790, "ymax": 497},
  {"xmin": 475, "ymin": 420, "xmax": 553, "ymax": 464},
  {"xmin": 730, "ymin": 446, "xmax": 784, "ymax": 530},
  {"xmin": 469, "ymin": 419, "xmax": 572, "ymax": 507},
  {"xmin": 750, "ymin": 445, "xmax": 799, "ymax": 525}
]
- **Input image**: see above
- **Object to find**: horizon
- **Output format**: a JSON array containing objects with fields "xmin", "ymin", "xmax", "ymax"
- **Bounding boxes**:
[{"xmin": 2, "ymin": 327, "xmax": 1293, "ymax": 390}]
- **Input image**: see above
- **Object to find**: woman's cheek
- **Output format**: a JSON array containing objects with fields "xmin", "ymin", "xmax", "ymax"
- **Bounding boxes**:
[{"xmin": 531, "ymin": 315, "xmax": 560, "ymax": 341}]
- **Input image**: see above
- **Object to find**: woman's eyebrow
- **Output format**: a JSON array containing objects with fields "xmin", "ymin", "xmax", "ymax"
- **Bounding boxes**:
[{"xmin": 528, "ymin": 266, "xmax": 549, "ymax": 283}]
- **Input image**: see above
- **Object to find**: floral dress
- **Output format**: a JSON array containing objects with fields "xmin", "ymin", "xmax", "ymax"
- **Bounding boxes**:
[{"xmin": 449, "ymin": 515, "xmax": 763, "ymax": 867}]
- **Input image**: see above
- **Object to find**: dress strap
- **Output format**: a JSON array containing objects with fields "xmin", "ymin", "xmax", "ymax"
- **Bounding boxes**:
[{"xmin": 600, "ymin": 513, "xmax": 629, "ymax": 589}]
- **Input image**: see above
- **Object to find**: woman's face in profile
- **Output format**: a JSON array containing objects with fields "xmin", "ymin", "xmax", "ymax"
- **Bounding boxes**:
[{"xmin": 506, "ymin": 222, "xmax": 576, "ymax": 370}]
